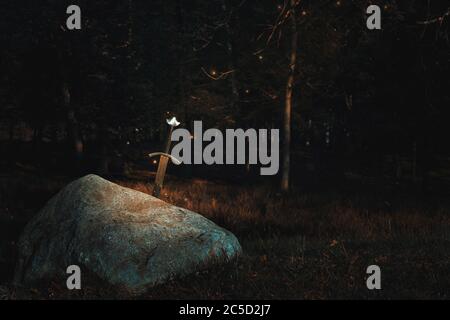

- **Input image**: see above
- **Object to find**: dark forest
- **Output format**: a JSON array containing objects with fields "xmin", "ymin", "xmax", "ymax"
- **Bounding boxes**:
[{"xmin": 0, "ymin": 0, "xmax": 449, "ymax": 300}]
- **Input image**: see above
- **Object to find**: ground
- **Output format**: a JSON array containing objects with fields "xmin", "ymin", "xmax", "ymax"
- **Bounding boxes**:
[{"xmin": 1, "ymin": 167, "xmax": 450, "ymax": 300}]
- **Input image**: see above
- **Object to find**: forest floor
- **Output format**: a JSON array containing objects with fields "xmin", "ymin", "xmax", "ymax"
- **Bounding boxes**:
[{"xmin": 1, "ymin": 167, "xmax": 450, "ymax": 299}]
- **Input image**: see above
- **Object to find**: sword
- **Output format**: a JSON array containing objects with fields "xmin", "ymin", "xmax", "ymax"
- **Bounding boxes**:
[{"xmin": 150, "ymin": 117, "xmax": 181, "ymax": 198}]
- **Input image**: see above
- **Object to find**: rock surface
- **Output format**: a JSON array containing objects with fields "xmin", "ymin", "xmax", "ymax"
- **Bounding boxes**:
[{"xmin": 14, "ymin": 175, "xmax": 241, "ymax": 294}]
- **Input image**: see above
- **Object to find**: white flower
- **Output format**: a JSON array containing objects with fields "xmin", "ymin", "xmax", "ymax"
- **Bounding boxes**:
[{"xmin": 166, "ymin": 117, "xmax": 181, "ymax": 127}]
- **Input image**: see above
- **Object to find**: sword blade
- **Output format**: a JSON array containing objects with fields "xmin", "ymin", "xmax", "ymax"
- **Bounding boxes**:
[{"xmin": 152, "ymin": 155, "xmax": 170, "ymax": 197}]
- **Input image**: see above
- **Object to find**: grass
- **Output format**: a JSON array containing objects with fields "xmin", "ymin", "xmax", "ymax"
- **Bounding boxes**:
[{"xmin": 1, "ymin": 169, "xmax": 450, "ymax": 299}]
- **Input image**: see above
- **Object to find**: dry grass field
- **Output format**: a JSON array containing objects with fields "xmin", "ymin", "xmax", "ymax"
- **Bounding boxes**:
[{"xmin": 1, "ymin": 169, "xmax": 450, "ymax": 299}]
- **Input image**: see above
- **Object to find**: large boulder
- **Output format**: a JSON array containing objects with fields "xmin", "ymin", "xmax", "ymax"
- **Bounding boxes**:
[{"xmin": 14, "ymin": 175, "xmax": 241, "ymax": 294}]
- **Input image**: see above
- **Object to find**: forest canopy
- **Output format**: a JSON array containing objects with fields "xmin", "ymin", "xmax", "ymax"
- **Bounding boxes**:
[{"xmin": 0, "ymin": 0, "xmax": 448, "ymax": 188}]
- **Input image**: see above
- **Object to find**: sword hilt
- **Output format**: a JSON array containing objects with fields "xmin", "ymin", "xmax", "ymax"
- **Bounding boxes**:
[{"xmin": 148, "ymin": 153, "xmax": 182, "ymax": 165}]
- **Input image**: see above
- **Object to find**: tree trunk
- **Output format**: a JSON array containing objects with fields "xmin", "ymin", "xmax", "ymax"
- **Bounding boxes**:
[
  {"xmin": 97, "ymin": 124, "xmax": 111, "ymax": 175},
  {"xmin": 176, "ymin": 0, "xmax": 188, "ymax": 124},
  {"xmin": 281, "ymin": 0, "xmax": 298, "ymax": 192},
  {"xmin": 32, "ymin": 123, "xmax": 43, "ymax": 149},
  {"xmin": 8, "ymin": 120, "xmax": 15, "ymax": 142},
  {"xmin": 62, "ymin": 81, "xmax": 84, "ymax": 164},
  {"xmin": 58, "ymin": 47, "xmax": 84, "ymax": 168},
  {"xmin": 221, "ymin": 0, "xmax": 240, "ymax": 114}
]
